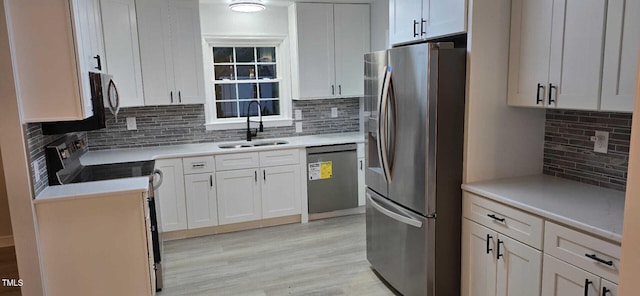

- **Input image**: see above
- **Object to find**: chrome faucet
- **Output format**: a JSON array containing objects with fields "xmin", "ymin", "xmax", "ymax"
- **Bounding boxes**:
[{"xmin": 246, "ymin": 100, "xmax": 264, "ymax": 141}]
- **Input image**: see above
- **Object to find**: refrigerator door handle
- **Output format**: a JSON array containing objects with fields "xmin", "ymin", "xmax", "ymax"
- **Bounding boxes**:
[
  {"xmin": 378, "ymin": 66, "xmax": 393, "ymax": 182},
  {"xmin": 367, "ymin": 193, "xmax": 423, "ymax": 228}
]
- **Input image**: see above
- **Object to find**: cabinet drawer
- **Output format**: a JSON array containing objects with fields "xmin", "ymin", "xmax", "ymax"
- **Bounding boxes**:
[
  {"xmin": 259, "ymin": 149, "xmax": 300, "ymax": 167},
  {"xmin": 182, "ymin": 156, "xmax": 215, "ymax": 174},
  {"xmin": 463, "ymin": 192, "xmax": 544, "ymax": 249},
  {"xmin": 544, "ymin": 221, "xmax": 620, "ymax": 283},
  {"xmin": 215, "ymin": 153, "xmax": 260, "ymax": 171}
]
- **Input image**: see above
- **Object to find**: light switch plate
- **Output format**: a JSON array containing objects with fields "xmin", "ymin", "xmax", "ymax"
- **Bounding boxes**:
[
  {"xmin": 126, "ymin": 117, "xmax": 137, "ymax": 130},
  {"xmin": 296, "ymin": 122, "xmax": 303, "ymax": 133},
  {"xmin": 295, "ymin": 109, "xmax": 302, "ymax": 120},
  {"xmin": 593, "ymin": 131, "xmax": 609, "ymax": 154},
  {"xmin": 331, "ymin": 107, "xmax": 338, "ymax": 118}
]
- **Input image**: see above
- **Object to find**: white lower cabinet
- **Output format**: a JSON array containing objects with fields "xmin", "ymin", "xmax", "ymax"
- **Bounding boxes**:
[
  {"xmin": 155, "ymin": 159, "xmax": 187, "ymax": 232},
  {"xmin": 542, "ymin": 255, "xmax": 600, "ymax": 296},
  {"xmin": 461, "ymin": 219, "xmax": 541, "ymax": 296},
  {"xmin": 184, "ymin": 173, "xmax": 218, "ymax": 229},
  {"xmin": 216, "ymin": 169, "xmax": 262, "ymax": 225},
  {"xmin": 261, "ymin": 165, "xmax": 301, "ymax": 219}
]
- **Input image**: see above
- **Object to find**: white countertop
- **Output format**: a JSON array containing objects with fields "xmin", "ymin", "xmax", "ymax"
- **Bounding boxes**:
[
  {"xmin": 81, "ymin": 132, "xmax": 364, "ymax": 166},
  {"xmin": 462, "ymin": 174, "xmax": 625, "ymax": 243},
  {"xmin": 35, "ymin": 132, "xmax": 363, "ymax": 202},
  {"xmin": 35, "ymin": 177, "xmax": 149, "ymax": 204}
]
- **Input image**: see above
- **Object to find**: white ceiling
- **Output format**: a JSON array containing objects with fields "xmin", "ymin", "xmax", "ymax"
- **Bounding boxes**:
[{"xmin": 201, "ymin": 0, "xmax": 374, "ymax": 7}]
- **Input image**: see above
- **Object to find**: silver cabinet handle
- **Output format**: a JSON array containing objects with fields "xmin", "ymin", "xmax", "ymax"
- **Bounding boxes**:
[{"xmin": 368, "ymin": 194, "xmax": 422, "ymax": 228}]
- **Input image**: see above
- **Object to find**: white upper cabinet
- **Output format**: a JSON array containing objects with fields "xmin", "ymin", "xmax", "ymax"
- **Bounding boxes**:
[
  {"xmin": 389, "ymin": 0, "xmax": 467, "ymax": 46},
  {"xmin": 8, "ymin": 0, "xmax": 104, "ymax": 122},
  {"xmin": 290, "ymin": 3, "xmax": 370, "ymax": 99},
  {"xmin": 136, "ymin": 0, "xmax": 205, "ymax": 106},
  {"xmin": 600, "ymin": 0, "xmax": 640, "ymax": 112},
  {"xmin": 508, "ymin": 0, "xmax": 637, "ymax": 112},
  {"xmin": 100, "ymin": 0, "xmax": 145, "ymax": 107}
]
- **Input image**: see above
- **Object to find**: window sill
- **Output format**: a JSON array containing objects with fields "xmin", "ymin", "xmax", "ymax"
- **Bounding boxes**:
[{"xmin": 205, "ymin": 118, "xmax": 293, "ymax": 131}]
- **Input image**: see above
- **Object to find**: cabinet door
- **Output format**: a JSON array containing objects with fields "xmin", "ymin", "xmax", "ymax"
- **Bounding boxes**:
[
  {"xmin": 461, "ymin": 219, "xmax": 497, "ymax": 296},
  {"xmin": 548, "ymin": 0, "xmax": 606, "ymax": 110},
  {"xmin": 541, "ymin": 254, "xmax": 600, "ymax": 296},
  {"xmin": 137, "ymin": 0, "xmax": 175, "ymax": 105},
  {"xmin": 100, "ymin": 0, "xmax": 145, "ymax": 107},
  {"xmin": 601, "ymin": 279, "xmax": 618, "ymax": 296},
  {"xmin": 216, "ymin": 169, "xmax": 262, "ymax": 224},
  {"xmin": 507, "ymin": 0, "xmax": 553, "ymax": 107},
  {"xmin": 73, "ymin": 0, "xmax": 105, "ymax": 73},
  {"xmin": 184, "ymin": 173, "xmax": 218, "ymax": 229},
  {"xmin": 261, "ymin": 165, "xmax": 301, "ymax": 219},
  {"xmin": 155, "ymin": 159, "xmax": 187, "ymax": 232},
  {"xmin": 388, "ymin": 0, "xmax": 422, "ymax": 45},
  {"xmin": 495, "ymin": 234, "xmax": 542, "ymax": 296},
  {"xmin": 168, "ymin": 0, "xmax": 205, "ymax": 104},
  {"xmin": 357, "ymin": 157, "xmax": 365, "ymax": 206},
  {"xmin": 295, "ymin": 3, "xmax": 336, "ymax": 99},
  {"xmin": 334, "ymin": 4, "xmax": 370, "ymax": 98},
  {"xmin": 600, "ymin": 0, "xmax": 640, "ymax": 112},
  {"xmin": 425, "ymin": 0, "xmax": 467, "ymax": 39}
]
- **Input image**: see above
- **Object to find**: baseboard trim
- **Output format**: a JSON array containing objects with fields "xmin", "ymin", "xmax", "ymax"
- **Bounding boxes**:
[
  {"xmin": 162, "ymin": 215, "xmax": 302, "ymax": 241},
  {"xmin": 0, "ymin": 235, "xmax": 14, "ymax": 247}
]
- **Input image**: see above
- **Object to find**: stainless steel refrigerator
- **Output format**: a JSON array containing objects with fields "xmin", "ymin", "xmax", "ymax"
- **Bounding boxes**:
[{"xmin": 364, "ymin": 42, "xmax": 466, "ymax": 296}]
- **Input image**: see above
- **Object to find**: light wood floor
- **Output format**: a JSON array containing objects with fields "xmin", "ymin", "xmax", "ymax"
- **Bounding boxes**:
[
  {"xmin": 0, "ymin": 247, "xmax": 20, "ymax": 296},
  {"xmin": 158, "ymin": 214, "xmax": 397, "ymax": 296}
]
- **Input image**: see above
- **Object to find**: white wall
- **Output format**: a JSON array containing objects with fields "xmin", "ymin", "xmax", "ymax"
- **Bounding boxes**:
[
  {"xmin": 370, "ymin": 0, "xmax": 389, "ymax": 51},
  {"xmin": 463, "ymin": 0, "xmax": 546, "ymax": 183},
  {"xmin": 619, "ymin": 52, "xmax": 640, "ymax": 296},
  {"xmin": 200, "ymin": 3, "xmax": 289, "ymax": 36}
]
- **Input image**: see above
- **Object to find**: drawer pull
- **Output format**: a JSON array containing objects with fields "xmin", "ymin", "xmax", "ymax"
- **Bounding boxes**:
[
  {"xmin": 487, "ymin": 214, "xmax": 505, "ymax": 222},
  {"xmin": 192, "ymin": 163, "xmax": 206, "ymax": 168},
  {"xmin": 602, "ymin": 286, "xmax": 611, "ymax": 296},
  {"xmin": 486, "ymin": 234, "xmax": 493, "ymax": 254},
  {"xmin": 585, "ymin": 279, "xmax": 592, "ymax": 296},
  {"xmin": 585, "ymin": 253, "xmax": 614, "ymax": 266},
  {"xmin": 496, "ymin": 239, "xmax": 504, "ymax": 260}
]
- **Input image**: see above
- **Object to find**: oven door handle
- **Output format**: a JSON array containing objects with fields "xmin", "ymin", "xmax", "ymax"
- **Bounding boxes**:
[{"xmin": 153, "ymin": 169, "xmax": 163, "ymax": 188}]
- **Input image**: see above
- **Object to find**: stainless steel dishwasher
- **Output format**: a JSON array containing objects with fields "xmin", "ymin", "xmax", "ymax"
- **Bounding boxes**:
[{"xmin": 306, "ymin": 143, "xmax": 358, "ymax": 214}]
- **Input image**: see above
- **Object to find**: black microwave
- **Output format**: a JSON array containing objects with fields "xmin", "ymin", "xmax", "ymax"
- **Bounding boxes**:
[{"xmin": 41, "ymin": 72, "xmax": 118, "ymax": 135}]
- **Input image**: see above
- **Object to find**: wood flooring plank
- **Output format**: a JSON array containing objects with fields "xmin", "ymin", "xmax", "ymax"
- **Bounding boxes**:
[
  {"xmin": 157, "ymin": 214, "xmax": 396, "ymax": 296},
  {"xmin": 0, "ymin": 247, "xmax": 21, "ymax": 296}
]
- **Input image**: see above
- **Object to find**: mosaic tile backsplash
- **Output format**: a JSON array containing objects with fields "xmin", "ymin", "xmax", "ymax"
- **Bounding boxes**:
[
  {"xmin": 86, "ymin": 99, "xmax": 360, "ymax": 150},
  {"xmin": 543, "ymin": 109, "xmax": 632, "ymax": 192}
]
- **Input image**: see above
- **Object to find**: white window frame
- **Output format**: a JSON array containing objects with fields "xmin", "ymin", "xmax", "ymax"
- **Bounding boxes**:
[{"xmin": 203, "ymin": 35, "xmax": 292, "ymax": 130}]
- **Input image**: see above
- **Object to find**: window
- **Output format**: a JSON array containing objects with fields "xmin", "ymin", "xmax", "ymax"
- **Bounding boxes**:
[{"xmin": 204, "ymin": 37, "xmax": 292, "ymax": 130}]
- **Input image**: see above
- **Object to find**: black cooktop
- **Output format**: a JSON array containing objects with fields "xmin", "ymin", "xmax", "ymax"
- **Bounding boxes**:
[{"xmin": 68, "ymin": 161, "xmax": 155, "ymax": 183}]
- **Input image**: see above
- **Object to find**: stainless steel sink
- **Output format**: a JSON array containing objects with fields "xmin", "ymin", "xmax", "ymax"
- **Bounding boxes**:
[
  {"xmin": 217, "ymin": 140, "xmax": 288, "ymax": 149},
  {"xmin": 218, "ymin": 143, "xmax": 253, "ymax": 149},
  {"xmin": 252, "ymin": 140, "xmax": 289, "ymax": 146}
]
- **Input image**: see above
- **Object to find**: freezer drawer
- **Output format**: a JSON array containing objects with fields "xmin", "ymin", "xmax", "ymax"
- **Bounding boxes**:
[{"xmin": 366, "ymin": 189, "xmax": 433, "ymax": 296}]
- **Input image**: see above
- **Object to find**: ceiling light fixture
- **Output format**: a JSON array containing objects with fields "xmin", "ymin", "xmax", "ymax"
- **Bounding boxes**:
[{"xmin": 229, "ymin": 0, "xmax": 265, "ymax": 12}]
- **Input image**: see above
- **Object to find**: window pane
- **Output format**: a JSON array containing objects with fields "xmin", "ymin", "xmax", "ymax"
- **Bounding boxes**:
[
  {"xmin": 259, "ymin": 82, "xmax": 279, "ymax": 98},
  {"xmin": 257, "ymin": 47, "xmax": 276, "ymax": 62},
  {"xmin": 239, "ymin": 101, "xmax": 261, "ymax": 117},
  {"xmin": 215, "ymin": 84, "xmax": 237, "ymax": 100},
  {"xmin": 238, "ymin": 83, "xmax": 257, "ymax": 99},
  {"xmin": 236, "ymin": 65, "xmax": 256, "ymax": 80},
  {"xmin": 213, "ymin": 47, "xmax": 233, "ymax": 63},
  {"xmin": 235, "ymin": 47, "xmax": 255, "ymax": 63},
  {"xmin": 216, "ymin": 102, "xmax": 238, "ymax": 118},
  {"xmin": 214, "ymin": 65, "xmax": 234, "ymax": 80},
  {"xmin": 258, "ymin": 65, "xmax": 276, "ymax": 79},
  {"xmin": 259, "ymin": 100, "xmax": 280, "ymax": 116}
]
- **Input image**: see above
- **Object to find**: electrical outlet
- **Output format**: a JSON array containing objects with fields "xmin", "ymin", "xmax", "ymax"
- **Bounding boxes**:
[
  {"xmin": 331, "ymin": 107, "xmax": 338, "ymax": 118},
  {"xmin": 33, "ymin": 161, "xmax": 40, "ymax": 183},
  {"xmin": 296, "ymin": 122, "xmax": 303, "ymax": 133},
  {"xmin": 295, "ymin": 109, "xmax": 302, "ymax": 120},
  {"xmin": 591, "ymin": 131, "xmax": 609, "ymax": 154},
  {"xmin": 126, "ymin": 117, "xmax": 137, "ymax": 130}
]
